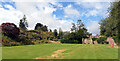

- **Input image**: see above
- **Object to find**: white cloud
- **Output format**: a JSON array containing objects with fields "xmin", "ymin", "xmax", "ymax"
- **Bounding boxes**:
[
  {"xmin": 0, "ymin": 5, "xmax": 2, "ymax": 7},
  {"xmin": 76, "ymin": 2, "xmax": 110, "ymax": 17},
  {"xmin": 10, "ymin": 0, "xmax": 117, "ymax": 2},
  {"xmin": 64, "ymin": 4, "xmax": 80, "ymax": 19},
  {"xmin": 0, "ymin": 5, "xmax": 23, "ymax": 26},
  {"xmin": 4, "ymin": 4, "xmax": 15, "ymax": 10},
  {"xmin": 79, "ymin": 0, "xmax": 115, "ymax": 2},
  {"xmin": 86, "ymin": 10, "xmax": 98, "ymax": 17},
  {"xmin": 50, "ymin": 2, "xmax": 63, "ymax": 7},
  {"xmin": 12, "ymin": 0, "xmax": 58, "ymax": 2},
  {"xmin": 44, "ymin": 7, "xmax": 56, "ymax": 14},
  {"xmin": 0, "ymin": 1, "xmax": 73, "ymax": 31},
  {"xmin": 87, "ymin": 20, "xmax": 100, "ymax": 36}
]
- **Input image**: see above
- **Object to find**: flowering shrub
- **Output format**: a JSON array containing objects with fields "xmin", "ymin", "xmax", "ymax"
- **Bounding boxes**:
[{"xmin": 1, "ymin": 23, "xmax": 20, "ymax": 38}]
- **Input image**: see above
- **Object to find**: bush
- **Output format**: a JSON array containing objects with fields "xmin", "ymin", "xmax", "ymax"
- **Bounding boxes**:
[
  {"xmin": 1, "ymin": 23, "xmax": 20, "ymax": 39},
  {"xmin": 9, "ymin": 42, "xmax": 21, "ymax": 46},
  {"xmin": 40, "ymin": 39, "xmax": 48, "ymax": 43},
  {"xmin": 19, "ymin": 35, "xmax": 34, "ymax": 45},
  {"xmin": 53, "ymin": 38, "xmax": 58, "ymax": 41},
  {"xmin": 2, "ymin": 35, "xmax": 12, "ymax": 46},
  {"xmin": 92, "ymin": 38, "xmax": 98, "ymax": 41},
  {"xmin": 97, "ymin": 37, "xmax": 107, "ymax": 44},
  {"xmin": 113, "ymin": 36, "xmax": 119, "ymax": 45},
  {"xmin": 61, "ymin": 32, "xmax": 82, "ymax": 44},
  {"xmin": 49, "ymin": 37, "xmax": 54, "ymax": 40},
  {"xmin": 60, "ymin": 39, "xmax": 79, "ymax": 44}
]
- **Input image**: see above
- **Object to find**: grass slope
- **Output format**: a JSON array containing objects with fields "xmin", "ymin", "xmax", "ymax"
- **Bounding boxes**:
[{"xmin": 2, "ymin": 44, "xmax": 118, "ymax": 59}]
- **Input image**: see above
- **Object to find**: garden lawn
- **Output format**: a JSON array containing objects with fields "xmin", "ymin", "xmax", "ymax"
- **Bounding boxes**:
[{"xmin": 2, "ymin": 43, "xmax": 118, "ymax": 59}]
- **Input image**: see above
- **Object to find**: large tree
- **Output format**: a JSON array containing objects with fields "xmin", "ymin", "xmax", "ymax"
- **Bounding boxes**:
[
  {"xmin": 53, "ymin": 29, "xmax": 58, "ymax": 38},
  {"xmin": 58, "ymin": 28, "xmax": 63, "ymax": 39},
  {"xmin": 34, "ymin": 23, "xmax": 43, "ymax": 30},
  {"xmin": 99, "ymin": 2, "xmax": 120, "ymax": 37},
  {"xmin": 19, "ymin": 15, "xmax": 28, "ymax": 30},
  {"xmin": 34, "ymin": 23, "xmax": 48, "ymax": 32},
  {"xmin": 62, "ymin": 20, "xmax": 89, "ymax": 44}
]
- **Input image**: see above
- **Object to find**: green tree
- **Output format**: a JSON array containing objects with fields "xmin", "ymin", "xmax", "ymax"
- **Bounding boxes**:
[
  {"xmin": 19, "ymin": 15, "xmax": 28, "ymax": 30},
  {"xmin": 99, "ymin": 2, "xmax": 120, "ymax": 37},
  {"xmin": 71, "ymin": 23, "xmax": 77, "ymax": 32},
  {"xmin": 42, "ymin": 25, "xmax": 48, "ymax": 32},
  {"xmin": 49, "ymin": 29, "xmax": 52, "ymax": 32},
  {"xmin": 34, "ymin": 23, "xmax": 43, "ymax": 30},
  {"xmin": 77, "ymin": 19, "xmax": 84, "ymax": 30},
  {"xmin": 61, "ymin": 20, "xmax": 89, "ymax": 44},
  {"xmin": 58, "ymin": 28, "xmax": 63, "ymax": 39},
  {"xmin": 34, "ymin": 23, "xmax": 48, "ymax": 32},
  {"xmin": 53, "ymin": 29, "xmax": 58, "ymax": 38}
]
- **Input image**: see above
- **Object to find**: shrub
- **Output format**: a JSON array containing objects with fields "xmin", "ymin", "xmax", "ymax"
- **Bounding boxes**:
[
  {"xmin": 73, "ymin": 40, "xmax": 79, "ymax": 43},
  {"xmin": 49, "ymin": 37, "xmax": 54, "ymax": 40},
  {"xmin": 1, "ymin": 23, "xmax": 20, "ymax": 39},
  {"xmin": 9, "ymin": 42, "xmax": 21, "ymax": 46},
  {"xmin": 113, "ymin": 36, "xmax": 119, "ymax": 45},
  {"xmin": 19, "ymin": 35, "xmax": 34, "ymax": 45},
  {"xmin": 60, "ymin": 39, "xmax": 79, "ymax": 44},
  {"xmin": 53, "ymin": 38, "xmax": 58, "ymax": 41},
  {"xmin": 97, "ymin": 37, "xmax": 107, "ymax": 44},
  {"xmin": 40, "ymin": 39, "xmax": 48, "ymax": 43},
  {"xmin": 92, "ymin": 38, "xmax": 98, "ymax": 41},
  {"xmin": 61, "ymin": 32, "xmax": 82, "ymax": 44},
  {"xmin": 2, "ymin": 35, "xmax": 12, "ymax": 46}
]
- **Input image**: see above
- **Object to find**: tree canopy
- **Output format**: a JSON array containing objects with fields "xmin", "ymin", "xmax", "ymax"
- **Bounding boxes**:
[
  {"xmin": 19, "ymin": 15, "xmax": 28, "ymax": 30},
  {"xmin": 34, "ymin": 23, "xmax": 48, "ymax": 32},
  {"xmin": 99, "ymin": 2, "xmax": 120, "ymax": 37}
]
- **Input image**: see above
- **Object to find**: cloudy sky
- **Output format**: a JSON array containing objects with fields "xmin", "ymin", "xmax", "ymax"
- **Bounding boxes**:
[{"xmin": 0, "ymin": 0, "xmax": 115, "ymax": 36}]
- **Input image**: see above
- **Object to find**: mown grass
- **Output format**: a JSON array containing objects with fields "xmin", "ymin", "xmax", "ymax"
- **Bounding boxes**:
[{"xmin": 2, "ymin": 43, "xmax": 118, "ymax": 59}]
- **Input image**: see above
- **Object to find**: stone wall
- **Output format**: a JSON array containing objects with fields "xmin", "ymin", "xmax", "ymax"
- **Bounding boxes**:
[
  {"xmin": 82, "ymin": 38, "xmax": 93, "ymax": 44},
  {"xmin": 106, "ymin": 37, "xmax": 116, "ymax": 45}
]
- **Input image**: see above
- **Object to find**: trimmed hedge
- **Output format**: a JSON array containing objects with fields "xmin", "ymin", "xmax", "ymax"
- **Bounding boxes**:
[
  {"xmin": 60, "ymin": 39, "xmax": 79, "ymax": 44},
  {"xmin": 97, "ymin": 37, "xmax": 107, "ymax": 44},
  {"xmin": 92, "ymin": 38, "xmax": 98, "ymax": 41}
]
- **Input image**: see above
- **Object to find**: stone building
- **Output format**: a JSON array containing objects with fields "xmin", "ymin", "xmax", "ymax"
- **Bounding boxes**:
[
  {"xmin": 82, "ymin": 35, "xmax": 93, "ymax": 44},
  {"xmin": 106, "ymin": 37, "xmax": 116, "ymax": 45}
]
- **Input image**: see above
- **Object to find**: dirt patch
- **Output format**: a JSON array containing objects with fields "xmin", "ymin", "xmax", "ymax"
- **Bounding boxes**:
[
  {"xmin": 48, "ymin": 40, "xmax": 61, "ymax": 43},
  {"xmin": 114, "ymin": 46, "xmax": 118, "ymax": 48},
  {"xmin": 35, "ymin": 49, "xmax": 69, "ymax": 59},
  {"xmin": 107, "ymin": 46, "xmax": 118, "ymax": 48}
]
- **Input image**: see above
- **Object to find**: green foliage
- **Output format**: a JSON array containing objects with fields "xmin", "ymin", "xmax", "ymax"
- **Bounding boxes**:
[
  {"xmin": 2, "ymin": 35, "xmax": 12, "ymax": 46},
  {"xmin": 113, "ymin": 36, "xmax": 119, "ymax": 45},
  {"xmin": 97, "ymin": 37, "xmax": 107, "ymax": 44},
  {"xmin": 53, "ymin": 38, "xmax": 58, "ymax": 41},
  {"xmin": 2, "ymin": 35, "xmax": 21, "ymax": 46},
  {"xmin": 53, "ymin": 29, "xmax": 58, "ymax": 38},
  {"xmin": 19, "ymin": 35, "xmax": 34, "ymax": 45},
  {"xmin": 58, "ymin": 28, "xmax": 63, "ymax": 39},
  {"xmin": 49, "ymin": 29, "xmax": 52, "ymax": 32},
  {"xmin": 60, "ymin": 39, "xmax": 79, "ymax": 43},
  {"xmin": 34, "ymin": 23, "xmax": 48, "ymax": 32},
  {"xmin": 19, "ymin": 15, "xmax": 28, "ymax": 30},
  {"xmin": 99, "ymin": 2, "xmax": 120, "ymax": 37},
  {"xmin": 49, "ymin": 37, "xmax": 54, "ymax": 40},
  {"xmin": 61, "ymin": 32, "xmax": 82, "ymax": 44},
  {"xmin": 61, "ymin": 20, "xmax": 90, "ymax": 44},
  {"xmin": 1, "ymin": 23, "xmax": 20, "ymax": 39},
  {"xmin": 71, "ymin": 23, "xmax": 77, "ymax": 32},
  {"xmin": 92, "ymin": 38, "xmax": 98, "ymax": 41}
]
